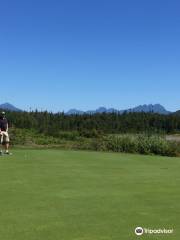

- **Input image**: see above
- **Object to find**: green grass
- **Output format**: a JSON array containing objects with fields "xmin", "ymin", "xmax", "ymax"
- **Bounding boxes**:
[{"xmin": 0, "ymin": 149, "xmax": 179, "ymax": 240}]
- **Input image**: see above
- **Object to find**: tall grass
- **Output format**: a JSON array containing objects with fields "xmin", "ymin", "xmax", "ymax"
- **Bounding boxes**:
[
  {"xmin": 101, "ymin": 134, "xmax": 179, "ymax": 156},
  {"xmin": 9, "ymin": 128, "xmax": 180, "ymax": 156}
]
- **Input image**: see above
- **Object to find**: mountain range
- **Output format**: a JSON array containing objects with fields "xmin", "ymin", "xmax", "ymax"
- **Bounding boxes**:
[
  {"xmin": 66, "ymin": 104, "xmax": 171, "ymax": 115},
  {"xmin": 0, "ymin": 102, "xmax": 178, "ymax": 115}
]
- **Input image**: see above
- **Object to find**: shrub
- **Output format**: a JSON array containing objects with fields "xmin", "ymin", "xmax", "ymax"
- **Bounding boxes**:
[
  {"xmin": 79, "ymin": 129, "xmax": 101, "ymax": 138},
  {"xmin": 9, "ymin": 128, "xmax": 179, "ymax": 156},
  {"xmin": 103, "ymin": 134, "xmax": 178, "ymax": 156},
  {"xmin": 104, "ymin": 135, "xmax": 137, "ymax": 153},
  {"xmin": 57, "ymin": 131, "xmax": 80, "ymax": 141}
]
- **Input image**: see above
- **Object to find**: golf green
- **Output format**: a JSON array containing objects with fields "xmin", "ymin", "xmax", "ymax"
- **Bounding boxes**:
[{"xmin": 0, "ymin": 149, "xmax": 179, "ymax": 240}]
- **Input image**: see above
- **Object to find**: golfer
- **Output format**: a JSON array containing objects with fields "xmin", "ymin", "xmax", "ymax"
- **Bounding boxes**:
[{"xmin": 0, "ymin": 112, "xmax": 11, "ymax": 155}]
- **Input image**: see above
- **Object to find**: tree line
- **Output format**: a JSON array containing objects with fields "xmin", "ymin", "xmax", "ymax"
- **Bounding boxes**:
[{"xmin": 2, "ymin": 109, "xmax": 180, "ymax": 138}]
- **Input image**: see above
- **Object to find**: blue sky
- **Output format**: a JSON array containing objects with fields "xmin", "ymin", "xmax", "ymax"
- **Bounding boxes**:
[{"xmin": 0, "ymin": 0, "xmax": 179, "ymax": 112}]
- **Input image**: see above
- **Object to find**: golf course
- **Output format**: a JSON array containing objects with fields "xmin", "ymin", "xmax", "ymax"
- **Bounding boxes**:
[{"xmin": 0, "ymin": 149, "xmax": 179, "ymax": 240}]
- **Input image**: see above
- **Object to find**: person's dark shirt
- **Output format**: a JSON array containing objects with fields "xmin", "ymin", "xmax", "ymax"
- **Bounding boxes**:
[{"xmin": 0, "ymin": 117, "xmax": 8, "ymax": 131}]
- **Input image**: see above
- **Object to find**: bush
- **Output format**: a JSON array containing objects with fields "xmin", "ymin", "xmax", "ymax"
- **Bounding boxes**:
[
  {"xmin": 103, "ymin": 134, "xmax": 178, "ymax": 156},
  {"xmin": 9, "ymin": 128, "xmax": 179, "ymax": 157},
  {"xmin": 79, "ymin": 129, "xmax": 101, "ymax": 138},
  {"xmin": 57, "ymin": 131, "xmax": 80, "ymax": 141},
  {"xmin": 103, "ymin": 135, "xmax": 137, "ymax": 153}
]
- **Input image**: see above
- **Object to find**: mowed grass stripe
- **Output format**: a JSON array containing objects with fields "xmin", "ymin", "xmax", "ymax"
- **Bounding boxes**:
[{"xmin": 0, "ymin": 150, "xmax": 179, "ymax": 240}]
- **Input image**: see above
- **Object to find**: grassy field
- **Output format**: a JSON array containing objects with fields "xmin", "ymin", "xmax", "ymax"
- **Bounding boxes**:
[{"xmin": 0, "ymin": 149, "xmax": 179, "ymax": 240}]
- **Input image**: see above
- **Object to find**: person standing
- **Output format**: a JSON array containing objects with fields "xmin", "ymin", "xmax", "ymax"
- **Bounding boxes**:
[{"xmin": 0, "ymin": 112, "xmax": 11, "ymax": 155}]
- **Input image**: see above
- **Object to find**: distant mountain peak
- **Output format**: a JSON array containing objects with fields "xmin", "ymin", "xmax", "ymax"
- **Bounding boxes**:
[
  {"xmin": 66, "ymin": 109, "xmax": 84, "ymax": 115},
  {"xmin": 0, "ymin": 103, "xmax": 22, "ymax": 112},
  {"xmin": 96, "ymin": 107, "xmax": 107, "ymax": 113},
  {"xmin": 128, "ymin": 103, "xmax": 169, "ymax": 114}
]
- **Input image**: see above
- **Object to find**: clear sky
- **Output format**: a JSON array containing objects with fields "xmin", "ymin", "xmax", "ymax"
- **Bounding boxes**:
[{"xmin": 0, "ymin": 0, "xmax": 179, "ymax": 112}]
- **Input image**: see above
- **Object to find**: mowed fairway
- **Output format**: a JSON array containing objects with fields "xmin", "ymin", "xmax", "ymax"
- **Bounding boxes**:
[{"xmin": 0, "ymin": 150, "xmax": 179, "ymax": 240}]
